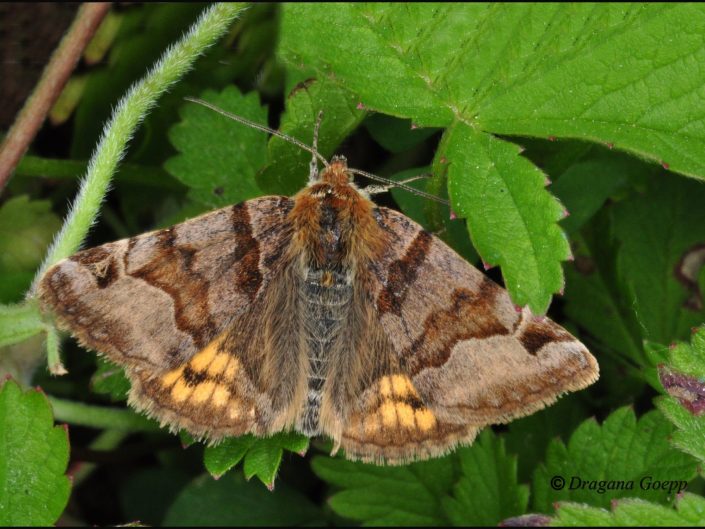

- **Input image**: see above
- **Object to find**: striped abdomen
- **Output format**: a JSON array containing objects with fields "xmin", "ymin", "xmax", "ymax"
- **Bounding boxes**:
[{"xmin": 297, "ymin": 267, "xmax": 352, "ymax": 435}]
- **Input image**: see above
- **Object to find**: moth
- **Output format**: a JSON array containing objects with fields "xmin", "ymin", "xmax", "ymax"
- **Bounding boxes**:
[{"xmin": 37, "ymin": 103, "xmax": 599, "ymax": 464}]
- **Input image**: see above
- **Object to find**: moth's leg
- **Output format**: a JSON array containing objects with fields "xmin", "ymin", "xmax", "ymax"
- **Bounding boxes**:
[
  {"xmin": 364, "ymin": 173, "xmax": 430, "ymax": 195},
  {"xmin": 309, "ymin": 110, "xmax": 324, "ymax": 183}
]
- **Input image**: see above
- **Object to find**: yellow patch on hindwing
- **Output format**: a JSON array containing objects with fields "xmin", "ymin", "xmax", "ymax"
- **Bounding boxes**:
[
  {"xmin": 192, "ymin": 380, "xmax": 216, "ymax": 404},
  {"xmin": 363, "ymin": 374, "xmax": 439, "ymax": 434},
  {"xmin": 189, "ymin": 339, "xmax": 220, "ymax": 371},
  {"xmin": 158, "ymin": 333, "xmax": 241, "ymax": 410},
  {"xmin": 161, "ymin": 366, "xmax": 184, "ymax": 387},
  {"xmin": 171, "ymin": 378, "xmax": 193, "ymax": 403},
  {"xmin": 415, "ymin": 408, "xmax": 437, "ymax": 431},
  {"xmin": 212, "ymin": 385, "xmax": 231, "ymax": 407}
]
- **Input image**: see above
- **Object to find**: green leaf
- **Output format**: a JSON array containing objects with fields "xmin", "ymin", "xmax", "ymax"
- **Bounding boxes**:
[
  {"xmin": 550, "ymin": 150, "xmax": 653, "ymax": 235},
  {"xmin": 204, "ymin": 436, "xmax": 255, "ymax": 478},
  {"xmin": 203, "ymin": 432, "xmax": 308, "ymax": 488},
  {"xmin": 165, "ymin": 85, "xmax": 267, "ymax": 207},
  {"xmin": 162, "ymin": 472, "xmax": 322, "ymax": 526},
  {"xmin": 442, "ymin": 430, "xmax": 529, "ymax": 526},
  {"xmin": 654, "ymin": 327, "xmax": 705, "ymax": 464},
  {"xmin": 656, "ymin": 397, "xmax": 705, "ymax": 467},
  {"xmin": 0, "ymin": 196, "xmax": 60, "ymax": 303},
  {"xmin": 439, "ymin": 123, "xmax": 569, "ymax": 313},
  {"xmin": 257, "ymin": 77, "xmax": 366, "ymax": 196},
  {"xmin": 282, "ymin": 4, "xmax": 705, "ymax": 179},
  {"xmin": 478, "ymin": 4, "xmax": 705, "ymax": 180},
  {"xmin": 312, "ymin": 453, "xmax": 456, "ymax": 526},
  {"xmin": 612, "ymin": 175, "xmax": 705, "ymax": 344},
  {"xmin": 90, "ymin": 358, "xmax": 130, "ymax": 402},
  {"xmin": 533, "ymin": 407, "xmax": 698, "ymax": 512},
  {"xmin": 553, "ymin": 493, "xmax": 705, "ymax": 526},
  {"xmin": 563, "ymin": 231, "xmax": 646, "ymax": 366},
  {"xmin": 0, "ymin": 379, "xmax": 71, "ymax": 526}
]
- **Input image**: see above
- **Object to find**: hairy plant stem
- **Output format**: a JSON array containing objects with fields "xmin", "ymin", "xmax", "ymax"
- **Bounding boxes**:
[{"xmin": 30, "ymin": 2, "xmax": 247, "ymax": 294}]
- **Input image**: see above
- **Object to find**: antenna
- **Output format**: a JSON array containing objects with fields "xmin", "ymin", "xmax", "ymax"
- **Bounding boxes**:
[
  {"xmin": 184, "ymin": 97, "xmax": 329, "ymax": 168},
  {"xmin": 184, "ymin": 97, "xmax": 450, "ymax": 207},
  {"xmin": 348, "ymin": 168, "xmax": 450, "ymax": 206}
]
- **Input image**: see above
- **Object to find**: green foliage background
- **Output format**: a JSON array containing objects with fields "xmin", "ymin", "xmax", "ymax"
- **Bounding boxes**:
[{"xmin": 3, "ymin": 3, "xmax": 705, "ymax": 526}]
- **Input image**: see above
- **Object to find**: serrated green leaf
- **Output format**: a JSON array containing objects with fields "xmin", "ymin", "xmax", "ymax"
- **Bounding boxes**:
[
  {"xmin": 282, "ymin": 4, "xmax": 705, "ymax": 179},
  {"xmin": 656, "ymin": 397, "xmax": 705, "ymax": 467},
  {"xmin": 204, "ymin": 436, "xmax": 256, "ymax": 479},
  {"xmin": 0, "ymin": 196, "xmax": 60, "ymax": 303},
  {"xmin": 442, "ymin": 430, "xmax": 529, "ymax": 526},
  {"xmin": 165, "ymin": 85, "xmax": 266, "ymax": 207},
  {"xmin": 479, "ymin": 4, "xmax": 705, "ymax": 180},
  {"xmin": 613, "ymin": 176, "xmax": 705, "ymax": 344},
  {"xmin": 257, "ymin": 77, "xmax": 366, "ymax": 196},
  {"xmin": 312, "ymin": 453, "xmax": 456, "ymax": 526},
  {"xmin": 203, "ymin": 432, "xmax": 308, "ymax": 488},
  {"xmin": 533, "ymin": 407, "xmax": 698, "ymax": 512},
  {"xmin": 654, "ymin": 327, "xmax": 705, "ymax": 464},
  {"xmin": 439, "ymin": 123, "xmax": 568, "ymax": 313},
  {"xmin": 553, "ymin": 493, "xmax": 705, "ymax": 526},
  {"xmin": 163, "ymin": 472, "xmax": 322, "ymax": 526},
  {"xmin": 0, "ymin": 379, "xmax": 71, "ymax": 525},
  {"xmin": 90, "ymin": 358, "xmax": 130, "ymax": 401}
]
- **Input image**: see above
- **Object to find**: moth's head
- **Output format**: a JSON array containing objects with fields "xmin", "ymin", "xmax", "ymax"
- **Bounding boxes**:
[{"xmin": 321, "ymin": 155, "xmax": 352, "ymax": 185}]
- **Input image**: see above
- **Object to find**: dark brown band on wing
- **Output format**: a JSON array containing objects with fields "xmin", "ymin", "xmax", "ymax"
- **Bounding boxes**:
[
  {"xmin": 377, "ymin": 230, "xmax": 432, "ymax": 316},
  {"xmin": 231, "ymin": 202, "xmax": 262, "ymax": 302},
  {"xmin": 183, "ymin": 365, "xmax": 207, "ymax": 387},
  {"xmin": 128, "ymin": 228, "xmax": 215, "ymax": 348},
  {"xmin": 403, "ymin": 278, "xmax": 510, "ymax": 375},
  {"xmin": 518, "ymin": 319, "xmax": 574, "ymax": 355}
]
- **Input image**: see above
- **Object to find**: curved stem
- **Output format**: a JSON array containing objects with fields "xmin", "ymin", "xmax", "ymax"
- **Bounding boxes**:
[
  {"xmin": 49, "ymin": 396, "xmax": 161, "ymax": 432},
  {"xmin": 30, "ymin": 2, "xmax": 247, "ymax": 293}
]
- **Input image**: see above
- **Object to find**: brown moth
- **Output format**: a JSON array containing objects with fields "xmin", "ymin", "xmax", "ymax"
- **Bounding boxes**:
[{"xmin": 38, "ymin": 115, "xmax": 598, "ymax": 464}]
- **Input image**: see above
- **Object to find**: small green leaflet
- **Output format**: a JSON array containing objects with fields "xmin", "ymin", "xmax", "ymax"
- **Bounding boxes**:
[
  {"xmin": 0, "ymin": 379, "xmax": 71, "ymax": 526},
  {"xmin": 654, "ymin": 326, "xmax": 705, "ymax": 465},
  {"xmin": 553, "ymin": 493, "xmax": 705, "ymax": 526},
  {"xmin": 165, "ymin": 85, "xmax": 267, "ymax": 208},
  {"xmin": 203, "ymin": 432, "xmax": 308, "ymax": 489}
]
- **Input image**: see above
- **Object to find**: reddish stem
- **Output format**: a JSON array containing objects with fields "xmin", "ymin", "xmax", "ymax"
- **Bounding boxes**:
[{"xmin": 0, "ymin": 2, "xmax": 112, "ymax": 191}]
